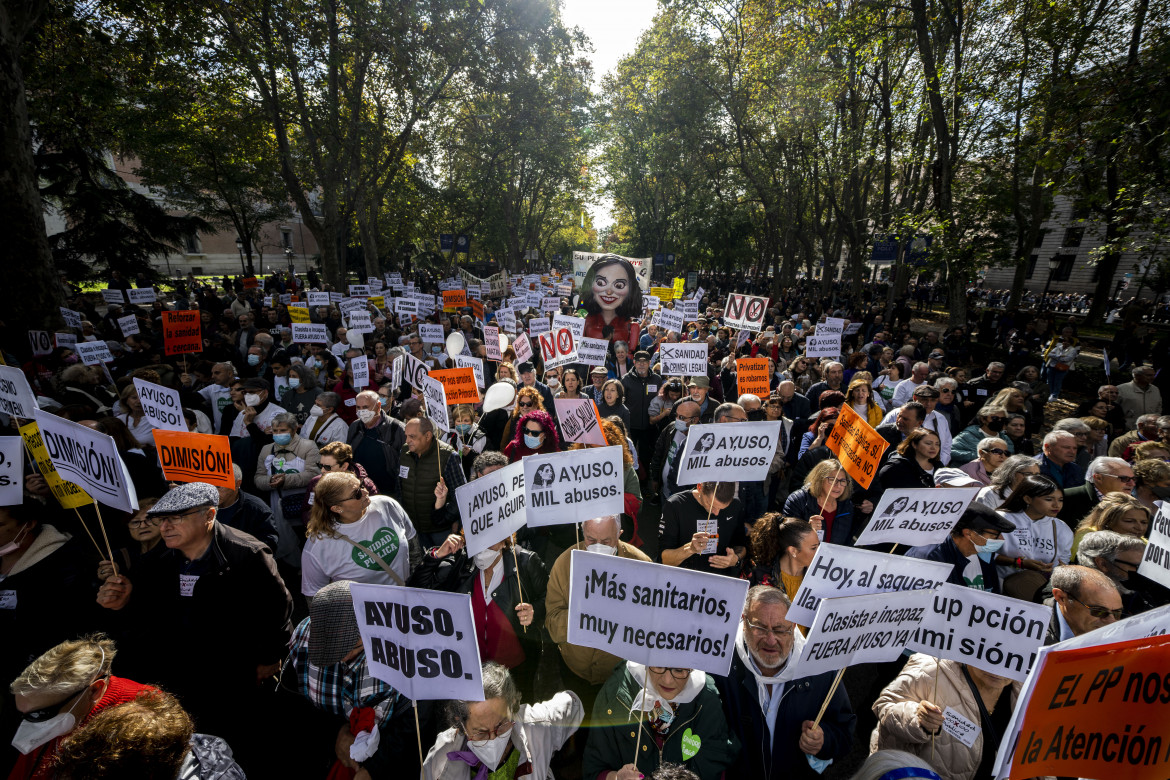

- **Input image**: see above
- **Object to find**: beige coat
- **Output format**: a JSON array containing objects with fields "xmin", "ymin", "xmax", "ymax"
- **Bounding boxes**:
[
  {"xmin": 870, "ymin": 654, "xmax": 1020, "ymax": 780},
  {"xmin": 544, "ymin": 541, "xmax": 651, "ymax": 686}
]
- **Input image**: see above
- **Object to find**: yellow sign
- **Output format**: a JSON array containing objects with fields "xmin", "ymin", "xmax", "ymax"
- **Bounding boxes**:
[
  {"xmin": 19, "ymin": 421, "xmax": 92, "ymax": 508},
  {"xmin": 287, "ymin": 307, "xmax": 311, "ymax": 323},
  {"xmin": 651, "ymin": 286, "xmax": 674, "ymax": 302},
  {"xmin": 673, "ymin": 277, "xmax": 685, "ymax": 297},
  {"xmin": 369, "ymin": 295, "xmax": 385, "ymax": 309}
]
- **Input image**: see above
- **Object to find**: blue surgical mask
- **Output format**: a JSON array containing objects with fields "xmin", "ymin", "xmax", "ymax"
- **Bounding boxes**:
[
  {"xmin": 287, "ymin": 377, "xmax": 300, "ymax": 389},
  {"xmin": 273, "ymin": 433, "xmax": 292, "ymax": 446},
  {"xmin": 456, "ymin": 423, "xmax": 472, "ymax": 434},
  {"xmin": 247, "ymin": 354, "xmax": 261, "ymax": 366},
  {"xmin": 524, "ymin": 433, "xmax": 542, "ymax": 449},
  {"xmin": 675, "ymin": 419, "xmax": 689, "ymax": 433},
  {"xmin": 973, "ymin": 533, "xmax": 1004, "ymax": 562}
]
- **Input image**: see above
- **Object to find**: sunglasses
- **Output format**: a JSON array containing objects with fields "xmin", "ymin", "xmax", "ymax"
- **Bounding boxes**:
[
  {"xmin": 518, "ymin": 400, "xmax": 535, "ymax": 408},
  {"xmin": 523, "ymin": 428, "xmax": 544, "ymax": 437},
  {"xmin": 1068, "ymin": 594, "xmax": 1123, "ymax": 620},
  {"xmin": 985, "ymin": 448, "xmax": 1010, "ymax": 457}
]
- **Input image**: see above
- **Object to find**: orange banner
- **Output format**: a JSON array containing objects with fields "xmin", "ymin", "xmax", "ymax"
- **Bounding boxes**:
[
  {"xmin": 161, "ymin": 310, "xmax": 203, "ymax": 356},
  {"xmin": 152, "ymin": 430, "xmax": 235, "ymax": 488},
  {"xmin": 736, "ymin": 357, "xmax": 770, "ymax": 399},
  {"xmin": 442, "ymin": 290, "xmax": 468, "ymax": 312},
  {"xmin": 1012, "ymin": 633, "xmax": 1170, "ymax": 780},
  {"xmin": 428, "ymin": 367, "xmax": 481, "ymax": 405},
  {"xmin": 825, "ymin": 401, "xmax": 887, "ymax": 488}
]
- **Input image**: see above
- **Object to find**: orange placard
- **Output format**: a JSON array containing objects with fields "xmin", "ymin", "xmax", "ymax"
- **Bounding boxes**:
[
  {"xmin": 152, "ymin": 430, "xmax": 235, "ymax": 488},
  {"xmin": 161, "ymin": 310, "xmax": 203, "ymax": 356},
  {"xmin": 470, "ymin": 299, "xmax": 484, "ymax": 320},
  {"xmin": 1012, "ymin": 633, "xmax": 1170, "ymax": 780},
  {"xmin": 242, "ymin": 276, "xmax": 260, "ymax": 289},
  {"xmin": 428, "ymin": 367, "xmax": 480, "ymax": 404},
  {"xmin": 442, "ymin": 290, "xmax": 468, "ymax": 312},
  {"xmin": 825, "ymin": 401, "xmax": 887, "ymax": 489},
  {"xmin": 736, "ymin": 357, "xmax": 770, "ymax": 399}
]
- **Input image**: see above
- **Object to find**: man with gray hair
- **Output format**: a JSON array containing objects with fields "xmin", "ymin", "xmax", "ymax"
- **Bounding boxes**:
[
  {"xmin": 215, "ymin": 463, "xmax": 280, "ymax": 552},
  {"xmin": 713, "ymin": 585, "xmax": 856, "ymax": 779},
  {"xmin": 806, "ymin": 361, "xmax": 844, "ymax": 410},
  {"xmin": 347, "ymin": 389, "xmax": 405, "ymax": 495},
  {"xmin": 890, "ymin": 361, "xmax": 930, "ymax": 407},
  {"xmin": 1077, "ymin": 531, "xmax": 1160, "ymax": 615},
  {"xmin": 963, "ymin": 361, "xmax": 1007, "ymax": 412},
  {"xmin": 1045, "ymin": 565, "xmax": 1122, "ymax": 643},
  {"xmin": 1117, "ymin": 365, "xmax": 1161, "ymax": 429},
  {"xmin": 1058, "ymin": 456, "xmax": 1135, "ymax": 528},
  {"xmin": 1035, "ymin": 430, "xmax": 1086, "ymax": 489},
  {"xmin": 399, "ymin": 416, "xmax": 465, "ymax": 549},
  {"xmin": 1109, "ymin": 413, "xmax": 1161, "ymax": 458}
]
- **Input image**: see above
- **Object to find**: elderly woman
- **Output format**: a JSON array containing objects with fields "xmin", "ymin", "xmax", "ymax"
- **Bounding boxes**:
[
  {"xmin": 253, "ymin": 412, "xmax": 321, "ymax": 565},
  {"xmin": 1071, "ymin": 492, "xmax": 1150, "ymax": 559},
  {"xmin": 300, "ymin": 390, "xmax": 349, "ymax": 446},
  {"xmin": 974, "ymin": 454, "xmax": 1041, "ymax": 510},
  {"xmin": 585, "ymin": 661, "xmax": 739, "ymax": 780},
  {"xmin": 301, "ymin": 471, "xmax": 421, "ymax": 599},
  {"xmin": 423, "ymin": 662, "xmax": 582, "ymax": 779},
  {"xmin": 783, "ymin": 458, "xmax": 854, "ymax": 545},
  {"xmin": 959, "ymin": 437, "xmax": 1011, "ymax": 486},
  {"xmin": 871, "ymin": 654, "xmax": 1018, "ymax": 780},
  {"xmin": 951, "ymin": 405, "xmax": 1013, "ymax": 466},
  {"xmin": 503, "ymin": 410, "xmax": 560, "ymax": 462}
]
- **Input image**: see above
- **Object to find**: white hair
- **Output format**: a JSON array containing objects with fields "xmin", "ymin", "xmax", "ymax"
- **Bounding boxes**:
[{"xmin": 1086, "ymin": 456, "xmax": 1130, "ymax": 482}]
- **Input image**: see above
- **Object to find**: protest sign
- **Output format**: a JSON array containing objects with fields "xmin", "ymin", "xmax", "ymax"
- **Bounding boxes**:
[
  {"xmin": 577, "ymin": 336, "xmax": 609, "ymax": 367},
  {"xmin": 528, "ymin": 317, "xmax": 551, "ymax": 338},
  {"xmin": 348, "ymin": 284, "xmax": 371, "ymax": 298},
  {"xmin": 307, "ymin": 291, "xmax": 330, "ymax": 308},
  {"xmin": 483, "ymin": 326, "xmax": 502, "ymax": 361},
  {"xmin": 781, "ymin": 589, "xmax": 932, "ymax": 681},
  {"xmin": 1009, "ymin": 633, "xmax": 1170, "ymax": 780},
  {"xmin": 524, "ymin": 446, "xmax": 624, "ymax": 526},
  {"xmin": 644, "ymin": 295, "xmax": 660, "ymax": 311},
  {"xmin": 0, "ymin": 438, "xmax": 23, "ymax": 505},
  {"xmin": 818, "ymin": 317, "xmax": 846, "ymax": 335},
  {"xmin": 351, "ymin": 583, "xmax": 484, "ymax": 701},
  {"xmin": 76, "ymin": 341, "xmax": 114, "ymax": 366},
  {"xmin": 496, "ymin": 308, "xmax": 517, "ymax": 334},
  {"xmin": 723, "ymin": 293, "xmax": 769, "ymax": 331},
  {"xmin": 127, "ymin": 287, "xmax": 156, "ymax": 305},
  {"xmin": 419, "ymin": 324, "xmax": 445, "ymax": 344},
  {"xmin": 100, "ymin": 288, "xmax": 124, "ymax": 305},
  {"xmin": 826, "ymin": 402, "xmax": 887, "ymax": 489},
  {"xmin": 675, "ymin": 421, "xmax": 783, "ymax": 485},
  {"xmin": 60, "ymin": 308, "xmax": 83, "ymax": 329},
  {"xmin": 421, "ymin": 376, "xmax": 449, "ymax": 433},
  {"xmin": 403, "ymin": 354, "xmax": 430, "ymax": 391},
  {"xmin": 152, "ymin": 430, "xmax": 235, "ymax": 489},
  {"xmin": 132, "ymin": 378, "xmax": 186, "ymax": 432},
  {"xmin": 33, "ymin": 410, "xmax": 137, "ymax": 513},
  {"xmin": 291, "ymin": 323, "xmax": 330, "ymax": 344},
  {"xmin": 161, "ymin": 310, "xmax": 202, "ymax": 355},
  {"xmin": 339, "ymin": 298, "xmax": 366, "ymax": 317},
  {"xmin": 735, "ymin": 329, "xmax": 750, "ymax": 349},
  {"xmin": 29, "ymin": 330, "xmax": 53, "ymax": 357},
  {"xmin": 681, "ymin": 301, "xmax": 699, "ymax": 323},
  {"xmin": 454, "ymin": 460, "xmax": 526, "ymax": 558},
  {"xmin": 350, "ymin": 356, "xmax": 370, "ymax": 388},
  {"xmin": 673, "ymin": 277, "xmax": 685, "ymax": 298},
  {"xmin": 651, "ymin": 286, "xmax": 674, "ymax": 302},
  {"xmin": 117, "ymin": 314, "xmax": 139, "ymax": 337},
  {"xmin": 537, "ymin": 328, "xmax": 578, "ymax": 370},
  {"xmin": 443, "ymin": 290, "xmax": 467, "ymax": 312},
  {"xmin": 567, "ymin": 551, "xmax": 749, "ymax": 676},
  {"xmin": 652, "ymin": 307, "xmax": 684, "ymax": 334},
  {"xmin": 554, "ymin": 398, "xmax": 608, "ymax": 446},
  {"xmin": 390, "ymin": 356, "xmax": 403, "ymax": 393},
  {"xmin": 0, "ymin": 365, "xmax": 40, "ymax": 419},
  {"xmin": 429, "ymin": 368, "xmax": 480, "ymax": 405},
  {"xmin": 541, "ymin": 296, "xmax": 561, "ymax": 313},
  {"xmin": 909, "ymin": 583, "xmax": 1048, "ymax": 682},
  {"xmin": 55, "ymin": 333, "xmax": 77, "ymax": 350},
  {"xmin": 347, "ymin": 311, "xmax": 372, "ymax": 333},
  {"xmin": 552, "ymin": 313, "xmax": 586, "ymax": 343},
  {"xmin": 786, "ymin": 543, "xmax": 950, "ymax": 625},
  {"xmin": 453, "ymin": 355, "xmax": 484, "ymax": 388},
  {"xmin": 368, "ymin": 295, "xmax": 385, "ymax": 310},
  {"xmin": 395, "ymin": 298, "xmax": 418, "ymax": 316},
  {"xmin": 843, "ymin": 321, "xmax": 863, "ymax": 336},
  {"xmin": 805, "ymin": 333, "xmax": 842, "ymax": 359},
  {"xmin": 512, "ymin": 333, "xmax": 533, "ymax": 364},
  {"xmin": 19, "ymin": 421, "xmax": 91, "ymax": 508},
  {"xmin": 287, "ymin": 306, "xmax": 311, "ymax": 324},
  {"xmin": 329, "ymin": 292, "xmax": 343, "ymax": 303},
  {"xmin": 736, "ymin": 357, "xmax": 770, "ymax": 398},
  {"xmin": 853, "ymin": 488, "xmax": 979, "ymax": 548},
  {"xmin": 1138, "ymin": 503, "xmax": 1170, "ymax": 589},
  {"xmin": 942, "ymin": 707, "xmax": 980, "ymax": 748},
  {"xmin": 659, "ymin": 342, "xmax": 708, "ymax": 376}
]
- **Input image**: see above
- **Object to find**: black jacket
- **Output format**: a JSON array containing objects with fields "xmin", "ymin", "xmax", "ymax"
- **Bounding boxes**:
[
  {"xmin": 906, "ymin": 536, "xmax": 1002, "ymax": 593},
  {"xmin": 783, "ymin": 487, "xmax": 854, "ymax": 546},
  {"xmin": 876, "ymin": 453, "xmax": 935, "ymax": 490},
  {"xmin": 621, "ymin": 368, "xmax": 662, "ymax": 430},
  {"xmin": 1056, "ymin": 482, "xmax": 1098, "ymax": 532},
  {"xmin": 216, "ymin": 490, "xmax": 280, "ymax": 553},
  {"xmin": 346, "ymin": 414, "xmax": 407, "ymax": 494}
]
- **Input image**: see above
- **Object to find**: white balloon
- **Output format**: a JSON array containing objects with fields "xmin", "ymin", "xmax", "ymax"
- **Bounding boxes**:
[
  {"xmin": 346, "ymin": 330, "xmax": 365, "ymax": 348},
  {"xmin": 445, "ymin": 331, "xmax": 466, "ymax": 357},
  {"xmin": 482, "ymin": 382, "xmax": 516, "ymax": 413},
  {"xmin": 498, "ymin": 333, "xmax": 509, "ymax": 355}
]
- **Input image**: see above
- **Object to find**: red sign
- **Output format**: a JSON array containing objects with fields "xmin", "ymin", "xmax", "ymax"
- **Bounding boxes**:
[{"xmin": 161, "ymin": 311, "xmax": 203, "ymax": 356}]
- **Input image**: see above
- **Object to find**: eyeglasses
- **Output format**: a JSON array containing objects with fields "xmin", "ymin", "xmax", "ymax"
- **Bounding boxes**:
[
  {"xmin": 985, "ymin": 448, "xmax": 1010, "ymax": 457},
  {"xmin": 648, "ymin": 667, "xmax": 691, "ymax": 680},
  {"xmin": 146, "ymin": 508, "xmax": 207, "ymax": 527},
  {"xmin": 127, "ymin": 518, "xmax": 151, "ymax": 528},
  {"xmin": 1104, "ymin": 473, "xmax": 1136, "ymax": 484},
  {"xmin": 465, "ymin": 719, "xmax": 513, "ymax": 742},
  {"xmin": 1067, "ymin": 594, "xmax": 1124, "ymax": 621},
  {"xmin": 342, "ymin": 487, "xmax": 367, "ymax": 502},
  {"xmin": 1112, "ymin": 559, "xmax": 1141, "ymax": 573},
  {"xmin": 766, "ymin": 400, "xmax": 782, "ymax": 407},
  {"xmin": 824, "ymin": 477, "xmax": 849, "ymax": 486},
  {"xmin": 747, "ymin": 620, "xmax": 796, "ymax": 641},
  {"xmin": 724, "ymin": 415, "xmax": 749, "ymax": 422}
]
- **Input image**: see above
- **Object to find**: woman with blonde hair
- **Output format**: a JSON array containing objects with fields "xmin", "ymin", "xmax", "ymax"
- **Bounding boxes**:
[
  {"xmin": 1071, "ymin": 492, "xmax": 1150, "ymax": 559},
  {"xmin": 495, "ymin": 360, "xmax": 518, "ymax": 383},
  {"xmin": 783, "ymin": 458, "xmax": 854, "ymax": 546},
  {"xmin": 301, "ymin": 471, "xmax": 421, "ymax": 599},
  {"xmin": 845, "ymin": 376, "xmax": 885, "ymax": 427}
]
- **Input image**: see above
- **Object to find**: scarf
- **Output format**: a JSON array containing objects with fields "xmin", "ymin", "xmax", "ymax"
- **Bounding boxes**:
[{"xmin": 625, "ymin": 662, "xmax": 705, "ymax": 734}]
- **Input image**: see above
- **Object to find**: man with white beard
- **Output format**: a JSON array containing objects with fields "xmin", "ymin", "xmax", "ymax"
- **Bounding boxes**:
[{"xmin": 713, "ymin": 586, "xmax": 856, "ymax": 779}]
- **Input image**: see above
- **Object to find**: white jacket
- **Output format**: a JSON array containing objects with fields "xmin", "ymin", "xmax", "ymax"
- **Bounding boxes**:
[{"xmin": 422, "ymin": 691, "xmax": 583, "ymax": 780}]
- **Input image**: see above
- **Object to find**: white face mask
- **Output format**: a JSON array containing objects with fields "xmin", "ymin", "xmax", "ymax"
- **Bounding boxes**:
[
  {"xmin": 472, "ymin": 549, "xmax": 501, "ymax": 570},
  {"xmin": 12, "ymin": 710, "xmax": 77, "ymax": 754},
  {"xmin": 467, "ymin": 730, "xmax": 512, "ymax": 769},
  {"xmin": 244, "ymin": 393, "xmax": 262, "ymax": 407},
  {"xmin": 547, "ymin": 379, "xmax": 560, "ymax": 390},
  {"xmin": 586, "ymin": 542, "xmax": 617, "ymax": 556},
  {"xmin": 356, "ymin": 409, "xmax": 377, "ymax": 423},
  {"xmin": 0, "ymin": 523, "xmax": 31, "ymax": 556},
  {"xmin": 307, "ymin": 405, "xmax": 323, "ymax": 418}
]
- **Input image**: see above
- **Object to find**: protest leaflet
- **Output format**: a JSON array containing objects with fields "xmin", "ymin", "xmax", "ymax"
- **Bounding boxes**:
[
  {"xmin": 55, "ymin": 333, "xmax": 77, "ymax": 350},
  {"xmin": 496, "ymin": 308, "xmax": 516, "ymax": 334},
  {"xmin": 512, "ymin": 333, "xmax": 533, "ymax": 364},
  {"xmin": 1138, "ymin": 502, "xmax": 1170, "ymax": 588},
  {"xmin": 675, "ymin": 421, "xmax": 783, "ymax": 485},
  {"xmin": 552, "ymin": 313, "xmax": 585, "ymax": 343},
  {"xmin": 34, "ymin": 409, "xmax": 138, "ymax": 513},
  {"xmin": 132, "ymin": 378, "xmax": 186, "ymax": 432},
  {"xmin": 307, "ymin": 291, "xmax": 330, "ymax": 307},
  {"xmin": 127, "ymin": 287, "xmax": 156, "ymax": 304},
  {"xmin": 528, "ymin": 317, "xmax": 551, "ymax": 337},
  {"xmin": 659, "ymin": 342, "xmax": 708, "ymax": 376},
  {"xmin": 351, "ymin": 584, "xmax": 484, "ymax": 701},
  {"xmin": 101, "ymin": 289, "xmax": 124, "ymax": 305},
  {"xmin": 908, "ymin": 583, "xmax": 1048, "ymax": 682},
  {"xmin": 161, "ymin": 311, "xmax": 202, "ymax": 355},
  {"xmin": 454, "ymin": 460, "xmax": 526, "ymax": 558},
  {"xmin": 781, "ymin": 590, "xmax": 932, "ymax": 681},
  {"xmin": 0, "ymin": 365, "xmax": 39, "ymax": 419},
  {"xmin": 853, "ymin": 487, "xmax": 979, "ymax": 548},
  {"xmin": 524, "ymin": 446, "xmax": 624, "ymax": 526},
  {"xmin": 554, "ymin": 398, "xmax": 607, "ymax": 446},
  {"xmin": 287, "ymin": 306, "xmax": 311, "ymax": 324},
  {"xmin": 28, "ymin": 331, "xmax": 52, "ymax": 357},
  {"xmin": 826, "ymin": 402, "xmax": 887, "ymax": 489},
  {"xmin": 482, "ymin": 326, "xmax": 502, "ymax": 361},
  {"xmin": 804, "ymin": 332, "xmax": 842, "ymax": 359},
  {"xmin": 402, "ymin": 354, "xmax": 430, "ymax": 391},
  {"xmin": 723, "ymin": 293, "xmax": 769, "ymax": 331},
  {"xmin": 786, "ymin": 543, "xmax": 951, "ymax": 626},
  {"xmin": 576, "ymin": 336, "xmax": 609, "ymax": 367},
  {"xmin": 152, "ymin": 430, "xmax": 235, "ymax": 489},
  {"xmin": 736, "ymin": 357, "xmax": 770, "ymax": 398},
  {"xmin": 567, "ymin": 550, "xmax": 749, "ymax": 676},
  {"xmin": 350, "ymin": 356, "xmax": 370, "ymax": 389},
  {"xmin": 60, "ymin": 307, "xmax": 83, "ymax": 329},
  {"xmin": 19, "ymin": 421, "xmax": 91, "ymax": 508},
  {"xmin": 347, "ymin": 311, "xmax": 372, "ymax": 334},
  {"xmin": 291, "ymin": 323, "xmax": 330, "ymax": 344},
  {"xmin": 429, "ymin": 367, "xmax": 480, "ymax": 404}
]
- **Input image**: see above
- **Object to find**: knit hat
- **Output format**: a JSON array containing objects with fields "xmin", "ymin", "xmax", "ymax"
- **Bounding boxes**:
[{"xmin": 308, "ymin": 581, "xmax": 362, "ymax": 666}]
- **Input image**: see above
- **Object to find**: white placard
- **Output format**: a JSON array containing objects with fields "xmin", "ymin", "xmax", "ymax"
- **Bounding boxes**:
[
  {"xmin": 455, "ymin": 460, "xmax": 527, "ymax": 558},
  {"xmin": 541, "ymin": 296, "xmax": 561, "ymax": 313},
  {"xmin": 117, "ymin": 315, "xmax": 139, "ymax": 337},
  {"xmin": 483, "ymin": 326, "xmax": 502, "ymax": 361},
  {"xmin": 659, "ymin": 342, "xmax": 709, "ymax": 376},
  {"xmin": 804, "ymin": 333, "xmax": 842, "ymax": 359},
  {"xmin": 279, "ymin": 293, "xmax": 293, "ymax": 305},
  {"xmin": 348, "ymin": 284, "xmax": 371, "ymax": 298},
  {"xmin": 339, "ymin": 298, "xmax": 367, "ymax": 317},
  {"xmin": 390, "ymin": 355, "xmax": 403, "ymax": 392},
  {"xmin": 28, "ymin": 330, "xmax": 53, "ymax": 357},
  {"xmin": 496, "ymin": 308, "xmax": 517, "ymax": 334},
  {"xmin": 127, "ymin": 288, "xmax": 156, "ymax": 305},
  {"xmin": 350, "ymin": 356, "xmax": 370, "ymax": 388},
  {"xmin": 818, "ymin": 317, "xmax": 846, "ymax": 335},
  {"xmin": 577, "ymin": 337, "xmax": 610, "ymax": 367},
  {"xmin": 723, "ymin": 293, "xmax": 769, "ymax": 332},
  {"xmin": 674, "ymin": 421, "xmax": 783, "ymax": 485},
  {"xmin": 536, "ymin": 328, "xmax": 578, "ymax": 370},
  {"xmin": 132, "ymin": 378, "xmax": 186, "ymax": 432},
  {"xmin": 33, "ymin": 409, "xmax": 138, "ymax": 513},
  {"xmin": 395, "ymin": 298, "xmax": 418, "ymax": 316},
  {"xmin": 55, "ymin": 333, "xmax": 77, "ymax": 349},
  {"xmin": 567, "ymin": 550, "xmax": 749, "ymax": 676},
  {"xmin": 681, "ymin": 301, "xmax": 699, "ymax": 322},
  {"xmin": 307, "ymin": 292, "xmax": 331, "ymax": 308},
  {"xmin": 291, "ymin": 323, "xmax": 330, "ymax": 344},
  {"xmin": 77, "ymin": 341, "xmax": 114, "ymax": 365},
  {"xmin": 844, "ymin": 322, "xmax": 863, "ymax": 336},
  {"xmin": 0, "ymin": 365, "xmax": 40, "ymax": 418},
  {"xmin": 350, "ymin": 583, "xmax": 484, "ymax": 701},
  {"xmin": 652, "ymin": 308, "xmax": 684, "ymax": 334},
  {"xmin": 60, "ymin": 308, "xmax": 82, "ymax": 329},
  {"xmin": 552, "ymin": 314, "xmax": 586, "ymax": 343},
  {"xmin": 421, "ymin": 376, "xmax": 449, "ymax": 433},
  {"xmin": 910, "ymin": 583, "xmax": 1048, "ymax": 682},
  {"xmin": 942, "ymin": 707, "xmax": 979, "ymax": 748},
  {"xmin": 527, "ymin": 317, "xmax": 551, "ymax": 337},
  {"xmin": 524, "ymin": 446, "xmax": 624, "ymax": 526},
  {"xmin": 787, "ymin": 543, "xmax": 951, "ymax": 626},
  {"xmin": 453, "ymin": 355, "xmax": 485, "ymax": 388},
  {"xmin": 644, "ymin": 295, "xmax": 661, "ymax": 311},
  {"xmin": 0, "ymin": 438, "xmax": 24, "ymax": 506},
  {"xmin": 512, "ymin": 333, "xmax": 533, "ymax": 365},
  {"xmin": 782, "ymin": 589, "xmax": 932, "ymax": 681},
  {"xmin": 402, "ymin": 354, "xmax": 430, "ymax": 391},
  {"xmin": 1139, "ymin": 503, "xmax": 1170, "ymax": 589},
  {"xmin": 347, "ymin": 311, "xmax": 372, "ymax": 334},
  {"xmin": 329, "ymin": 292, "xmax": 344, "ymax": 304},
  {"xmin": 853, "ymin": 488, "xmax": 980, "ymax": 548},
  {"xmin": 101, "ymin": 288, "xmax": 125, "ymax": 305},
  {"xmin": 419, "ymin": 324, "xmax": 445, "ymax": 344}
]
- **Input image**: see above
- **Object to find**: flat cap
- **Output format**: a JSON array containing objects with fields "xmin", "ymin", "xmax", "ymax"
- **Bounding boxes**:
[
  {"xmin": 308, "ymin": 580, "xmax": 362, "ymax": 666},
  {"xmin": 145, "ymin": 482, "xmax": 220, "ymax": 516}
]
